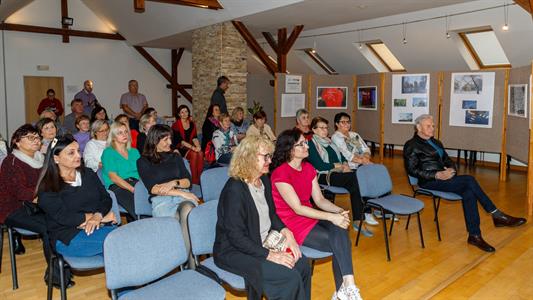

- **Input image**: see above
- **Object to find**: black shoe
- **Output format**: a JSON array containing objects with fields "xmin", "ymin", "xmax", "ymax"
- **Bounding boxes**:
[
  {"xmin": 12, "ymin": 232, "xmax": 25, "ymax": 255},
  {"xmin": 492, "ymin": 212, "xmax": 527, "ymax": 227},
  {"xmin": 467, "ymin": 235, "xmax": 495, "ymax": 252},
  {"xmin": 44, "ymin": 272, "xmax": 76, "ymax": 289}
]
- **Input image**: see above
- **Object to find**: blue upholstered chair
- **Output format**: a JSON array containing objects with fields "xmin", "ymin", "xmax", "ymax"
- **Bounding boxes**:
[
  {"xmin": 355, "ymin": 164, "xmax": 425, "ymax": 261},
  {"xmin": 299, "ymin": 246, "xmax": 332, "ymax": 275},
  {"xmin": 0, "ymin": 226, "xmax": 40, "ymax": 290},
  {"xmin": 200, "ymin": 166, "xmax": 229, "ymax": 202},
  {"xmin": 188, "ymin": 200, "xmax": 245, "ymax": 291},
  {"xmin": 406, "ymin": 175, "xmax": 462, "ymax": 241},
  {"xmin": 133, "ymin": 180, "xmax": 152, "ymax": 219},
  {"xmin": 97, "ymin": 168, "xmax": 128, "ymax": 215},
  {"xmin": 104, "ymin": 217, "xmax": 225, "ymax": 300}
]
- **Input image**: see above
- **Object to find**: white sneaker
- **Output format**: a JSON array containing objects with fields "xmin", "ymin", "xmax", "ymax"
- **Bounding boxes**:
[
  {"xmin": 364, "ymin": 213, "xmax": 379, "ymax": 226},
  {"xmin": 337, "ymin": 284, "xmax": 363, "ymax": 300}
]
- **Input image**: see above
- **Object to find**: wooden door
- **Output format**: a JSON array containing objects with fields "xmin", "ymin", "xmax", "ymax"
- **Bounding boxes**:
[{"xmin": 24, "ymin": 76, "xmax": 64, "ymax": 123}]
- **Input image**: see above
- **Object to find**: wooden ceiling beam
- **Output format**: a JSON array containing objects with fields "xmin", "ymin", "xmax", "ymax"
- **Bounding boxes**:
[
  {"xmin": 0, "ymin": 23, "xmax": 125, "ymax": 40},
  {"xmin": 513, "ymin": 0, "xmax": 532, "ymax": 12},
  {"xmin": 277, "ymin": 28, "xmax": 287, "ymax": 73},
  {"xmin": 135, "ymin": 0, "xmax": 222, "ymax": 13},
  {"xmin": 232, "ymin": 20, "xmax": 276, "ymax": 76},
  {"xmin": 61, "ymin": 0, "xmax": 69, "ymax": 43},
  {"xmin": 284, "ymin": 25, "xmax": 304, "ymax": 54},
  {"xmin": 262, "ymin": 32, "xmax": 278, "ymax": 52}
]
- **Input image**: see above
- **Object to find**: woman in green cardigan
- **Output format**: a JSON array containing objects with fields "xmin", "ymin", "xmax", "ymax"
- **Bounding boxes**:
[{"xmin": 306, "ymin": 117, "xmax": 373, "ymax": 237}]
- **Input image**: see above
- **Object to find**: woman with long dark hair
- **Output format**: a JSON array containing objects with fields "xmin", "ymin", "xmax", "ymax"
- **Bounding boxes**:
[
  {"xmin": 270, "ymin": 128, "xmax": 362, "ymax": 300},
  {"xmin": 90, "ymin": 105, "xmax": 110, "ymax": 124},
  {"xmin": 37, "ymin": 135, "xmax": 115, "ymax": 258},
  {"xmin": 137, "ymin": 124, "xmax": 198, "ymax": 265},
  {"xmin": 214, "ymin": 135, "xmax": 310, "ymax": 300},
  {"xmin": 171, "ymin": 105, "xmax": 203, "ymax": 184},
  {"xmin": 201, "ymin": 104, "xmax": 221, "ymax": 151},
  {"xmin": 101, "ymin": 121, "xmax": 140, "ymax": 221}
]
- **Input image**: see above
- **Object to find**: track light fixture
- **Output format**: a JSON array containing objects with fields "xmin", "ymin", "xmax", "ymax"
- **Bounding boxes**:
[
  {"xmin": 445, "ymin": 15, "xmax": 451, "ymax": 38},
  {"xmin": 402, "ymin": 22, "xmax": 407, "ymax": 45},
  {"xmin": 502, "ymin": 2, "xmax": 509, "ymax": 31}
]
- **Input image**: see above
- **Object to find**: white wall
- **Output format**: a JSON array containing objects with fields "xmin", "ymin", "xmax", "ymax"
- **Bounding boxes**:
[{"xmin": 0, "ymin": 0, "xmax": 192, "ymax": 138}]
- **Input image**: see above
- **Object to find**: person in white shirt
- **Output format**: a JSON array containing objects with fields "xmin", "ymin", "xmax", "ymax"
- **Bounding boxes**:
[{"xmin": 84, "ymin": 120, "xmax": 110, "ymax": 172}]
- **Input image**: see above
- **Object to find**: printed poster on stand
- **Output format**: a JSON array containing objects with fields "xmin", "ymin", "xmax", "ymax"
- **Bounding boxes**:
[
  {"xmin": 449, "ymin": 72, "xmax": 495, "ymax": 128},
  {"xmin": 391, "ymin": 73, "xmax": 430, "ymax": 124}
]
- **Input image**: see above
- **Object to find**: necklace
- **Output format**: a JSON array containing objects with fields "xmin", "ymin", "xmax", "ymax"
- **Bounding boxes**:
[{"xmin": 249, "ymin": 179, "xmax": 264, "ymax": 193}]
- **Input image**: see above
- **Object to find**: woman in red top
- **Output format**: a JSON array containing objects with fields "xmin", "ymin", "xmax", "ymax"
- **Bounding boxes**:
[
  {"xmin": 171, "ymin": 105, "xmax": 204, "ymax": 184},
  {"xmin": 270, "ymin": 128, "xmax": 362, "ymax": 300},
  {"xmin": 37, "ymin": 89, "xmax": 64, "ymax": 116}
]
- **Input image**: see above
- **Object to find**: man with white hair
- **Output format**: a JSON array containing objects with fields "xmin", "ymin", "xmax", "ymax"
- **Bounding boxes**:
[{"xmin": 403, "ymin": 114, "xmax": 526, "ymax": 252}]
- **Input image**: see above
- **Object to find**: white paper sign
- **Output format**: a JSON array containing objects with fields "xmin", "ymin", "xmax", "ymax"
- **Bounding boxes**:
[
  {"xmin": 449, "ymin": 72, "xmax": 495, "ymax": 128},
  {"xmin": 285, "ymin": 75, "xmax": 302, "ymax": 93},
  {"xmin": 391, "ymin": 73, "xmax": 430, "ymax": 124},
  {"xmin": 281, "ymin": 94, "xmax": 305, "ymax": 117}
]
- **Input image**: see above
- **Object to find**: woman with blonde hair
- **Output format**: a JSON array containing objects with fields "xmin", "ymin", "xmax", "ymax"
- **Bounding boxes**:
[
  {"xmin": 83, "ymin": 120, "xmax": 110, "ymax": 172},
  {"xmin": 101, "ymin": 121, "xmax": 140, "ymax": 221},
  {"xmin": 230, "ymin": 106, "xmax": 249, "ymax": 142},
  {"xmin": 214, "ymin": 135, "xmax": 310, "ymax": 300},
  {"xmin": 136, "ymin": 113, "xmax": 156, "ymax": 153}
]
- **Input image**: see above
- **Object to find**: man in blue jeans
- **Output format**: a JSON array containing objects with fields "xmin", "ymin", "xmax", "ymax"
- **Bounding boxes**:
[{"xmin": 403, "ymin": 114, "xmax": 526, "ymax": 252}]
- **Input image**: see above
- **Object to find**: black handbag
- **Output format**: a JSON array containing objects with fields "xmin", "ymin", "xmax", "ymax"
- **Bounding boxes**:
[{"xmin": 22, "ymin": 201, "xmax": 43, "ymax": 216}]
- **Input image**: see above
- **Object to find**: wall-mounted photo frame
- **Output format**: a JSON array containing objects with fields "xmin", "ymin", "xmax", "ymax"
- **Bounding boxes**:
[
  {"xmin": 357, "ymin": 86, "xmax": 377, "ymax": 110},
  {"xmin": 508, "ymin": 84, "xmax": 528, "ymax": 118},
  {"xmin": 316, "ymin": 86, "xmax": 348, "ymax": 109}
]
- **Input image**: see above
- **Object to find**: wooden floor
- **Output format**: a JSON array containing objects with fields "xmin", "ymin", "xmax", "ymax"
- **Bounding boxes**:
[{"xmin": 1, "ymin": 155, "xmax": 530, "ymax": 300}]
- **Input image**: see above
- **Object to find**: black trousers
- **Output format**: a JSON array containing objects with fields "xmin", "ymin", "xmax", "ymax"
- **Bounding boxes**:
[
  {"xmin": 420, "ymin": 175, "xmax": 498, "ymax": 236},
  {"xmin": 318, "ymin": 172, "xmax": 364, "ymax": 221},
  {"xmin": 4, "ymin": 207, "xmax": 51, "ymax": 263},
  {"xmin": 303, "ymin": 220, "xmax": 353, "ymax": 290},
  {"xmin": 109, "ymin": 178, "xmax": 138, "ymax": 220},
  {"xmin": 261, "ymin": 255, "xmax": 311, "ymax": 300}
]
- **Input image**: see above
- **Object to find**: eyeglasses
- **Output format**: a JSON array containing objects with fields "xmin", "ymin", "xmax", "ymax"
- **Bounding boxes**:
[
  {"xmin": 23, "ymin": 135, "xmax": 41, "ymax": 142},
  {"xmin": 258, "ymin": 153, "xmax": 273, "ymax": 161},
  {"xmin": 97, "ymin": 128, "xmax": 110, "ymax": 133},
  {"xmin": 116, "ymin": 130, "xmax": 129, "ymax": 136},
  {"xmin": 294, "ymin": 140, "xmax": 308, "ymax": 148},
  {"xmin": 338, "ymin": 120, "xmax": 351, "ymax": 124}
]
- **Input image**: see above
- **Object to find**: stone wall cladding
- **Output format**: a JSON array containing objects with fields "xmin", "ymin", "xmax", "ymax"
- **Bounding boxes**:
[{"xmin": 192, "ymin": 22, "xmax": 247, "ymax": 127}]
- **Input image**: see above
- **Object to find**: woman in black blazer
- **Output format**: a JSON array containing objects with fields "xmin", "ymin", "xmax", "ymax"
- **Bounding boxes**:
[{"xmin": 213, "ymin": 135, "xmax": 311, "ymax": 300}]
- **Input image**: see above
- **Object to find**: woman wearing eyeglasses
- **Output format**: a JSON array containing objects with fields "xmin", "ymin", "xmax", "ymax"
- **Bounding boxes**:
[
  {"xmin": 270, "ymin": 128, "xmax": 363, "ymax": 300},
  {"xmin": 101, "ymin": 122, "xmax": 140, "ymax": 221},
  {"xmin": 84, "ymin": 120, "xmax": 110, "ymax": 172},
  {"xmin": 214, "ymin": 135, "xmax": 310, "ymax": 300}
]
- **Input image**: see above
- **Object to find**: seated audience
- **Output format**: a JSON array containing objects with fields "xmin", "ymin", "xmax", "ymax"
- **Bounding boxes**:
[
  {"xmin": 171, "ymin": 105, "xmax": 204, "ymax": 184},
  {"xmin": 144, "ymin": 107, "xmax": 164, "ymax": 124},
  {"xmin": 90, "ymin": 105, "xmax": 110, "ymax": 124},
  {"xmin": 39, "ymin": 109, "xmax": 67, "ymax": 136},
  {"xmin": 294, "ymin": 109, "xmax": 313, "ymax": 140},
  {"xmin": 331, "ymin": 112, "xmax": 377, "ymax": 226},
  {"xmin": 120, "ymin": 79, "xmax": 148, "ymax": 131},
  {"xmin": 136, "ymin": 113, "xmax": 156, "ymax": 153},
  {"xmin": 63, "ymin": 99, "xmax": 85, "ymax": 134},
  {"xmin": 404, "ymin": 114, "xmax": 526, "ymax": 252},
  {"xmin": 37, "ymin": 135, "xmax": 116, "ymax": 260},
  {"xmin": 246, "ymin": 110, "xmax": 276, "ymax": 142},
  {"xmin": 36, "ymin": 118, "xmax": 58, "ymax": 154},
  {"xmin": 201, "ymin": 104, "xmax": 221, "ymax": 151},
  {"xmin": 0, "ymin": 125, "xmax": 56, "ymax": 282},
  {"xmin": 83, "ymin": 120, "xmax": 110, "ymax": 172},
  {"xmin": 214, "ymin": 135, "xmax": 310, "ymax": 300},
  {"xmin": 230, "ymin": 106, "xmax": 250, "ymax": 142},
  {"xmin": 115, "ymin": 114, "xmax": 139, "ymax": 149},
  {"xmin": 270, "ymin": 129, "xmax": 362, "ymax": 300},
  {"xmin": 101, "ymin": 122, "xmax": 140, "ymax": 221},
  {"xmin": 37, "ymin": 89, "xmax": 64, "ymax": 117},
  {"xmin": 307, "ymin": 117, "xmax": 372, "ymax": 236},
  {"xmin": 137, "ymin": 124, "xmax": 198, "ymax": 265},
  {"xmin": 212, "ymin": 113, "xmax": 238, "ymax": 164},
  {"xmin": 73, "ymin": 115, "xmax": 91, "ymax": 155}
]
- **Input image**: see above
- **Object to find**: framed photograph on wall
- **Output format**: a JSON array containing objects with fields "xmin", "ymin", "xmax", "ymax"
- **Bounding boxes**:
[
  {"xmin": 508, "ymin": 84, "xmax": 528, "ymax": 118},
  {"xmin": 316, "ymin": 86, "xmax": 348, "ymax": 109},
  {"xmin": 449, "ymin": 72, "xmax": 495, "ymax": 128},
  {"xmin": 357, "ymin": 86, "xmax": 377, "ymax": 110},
  {"xmin": 391, "ymin": 73, "xmax": 430, "ymax": 124}
]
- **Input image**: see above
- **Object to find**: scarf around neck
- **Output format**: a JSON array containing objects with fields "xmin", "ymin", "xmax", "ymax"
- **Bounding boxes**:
[
  {"xmin": 311, "ymin": 135, "xmax": 342, "ymax": 164},
  {"xmin": 12, "ymin": 149, "xmax": 45, "ymax": 169}
]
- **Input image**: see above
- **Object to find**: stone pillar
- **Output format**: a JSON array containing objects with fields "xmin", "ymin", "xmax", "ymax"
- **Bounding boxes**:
[{"xmin": 192, "ymin": 21, "xmax": 247, "ymax": 126}]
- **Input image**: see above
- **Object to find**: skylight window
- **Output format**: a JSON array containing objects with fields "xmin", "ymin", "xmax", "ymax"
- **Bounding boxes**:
[
  {"xmin": 366, "ymin": 42, "xmax": 405, "ymax": 72},
  {"xmin": 458, "ymin": 29, "xmax": 511, "ymax": 69},
  {"xmin": 303, "ymin": 49, "xmax": 337, "ymax": 75}
]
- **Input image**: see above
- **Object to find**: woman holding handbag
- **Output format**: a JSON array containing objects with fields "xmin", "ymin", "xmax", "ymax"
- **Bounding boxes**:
[
  {"xmin": 270, "ymin": 128, "xmax": 363, "ymax": 300},
  {"xmin": 214, "ymin": 135, "xmax": 310, "ymax": 300}
]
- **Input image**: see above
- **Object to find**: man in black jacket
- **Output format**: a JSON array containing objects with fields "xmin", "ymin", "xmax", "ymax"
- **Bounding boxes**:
[
  {"xmin": 404, "ymin": 114, "xmax": 526, "ymax": 252},
  {"xmin": 210, "ymin": 76, "xmax": 230, "ymax": 114}
]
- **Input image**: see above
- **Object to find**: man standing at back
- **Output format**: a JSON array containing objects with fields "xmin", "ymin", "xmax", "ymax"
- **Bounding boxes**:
[
  {"xmin": 74, "ymin": 80, "xmax": 97, "ymax": 115},
  {"xmin": 120, "ymin": 79, "xmax": 148, "ymax": 131},
  {"xmin": 210, "ymin": 76, "xmax": 230, "ymax": 114}
]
